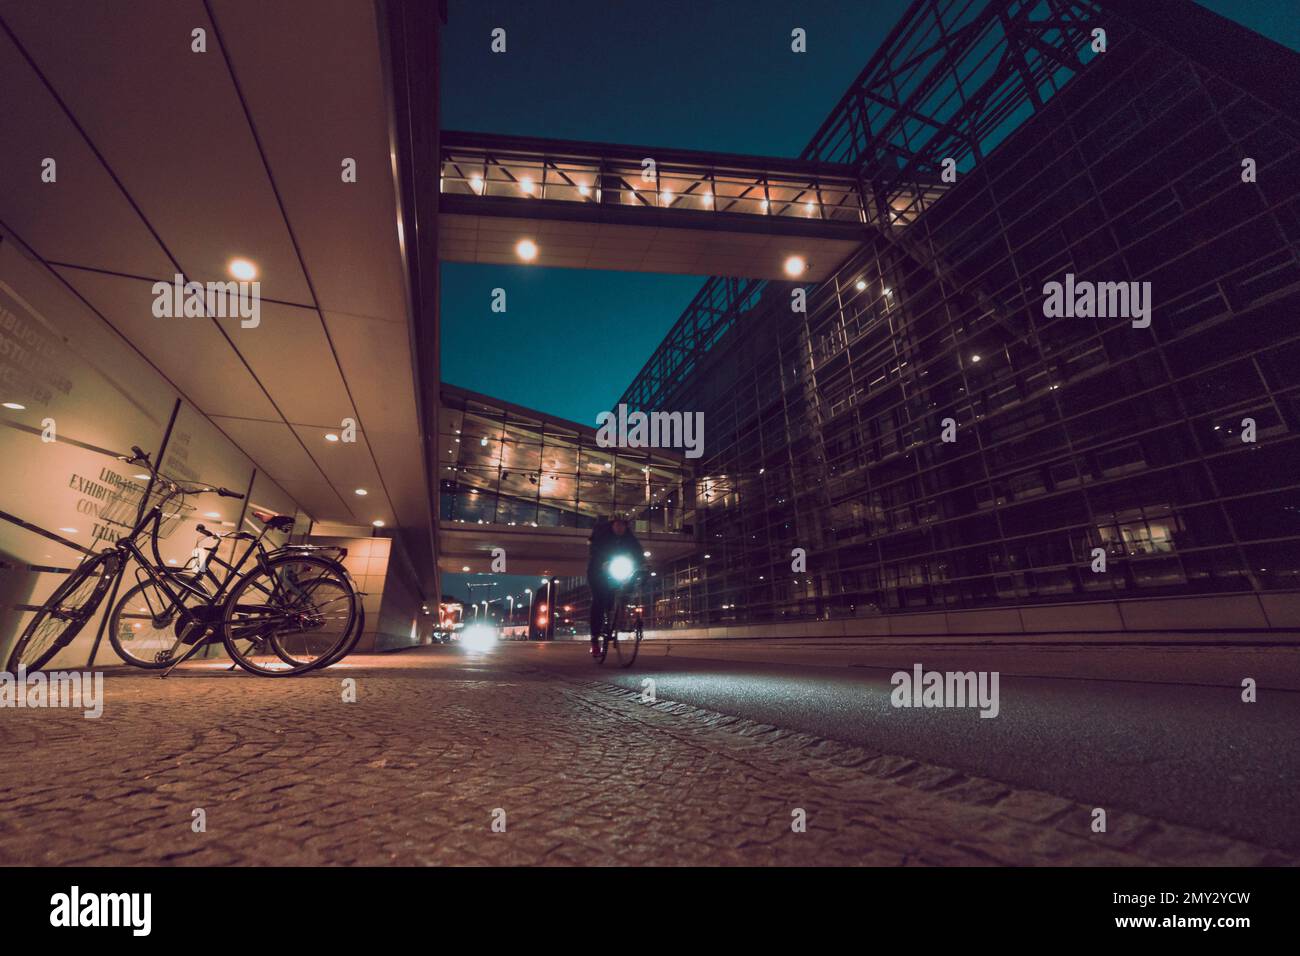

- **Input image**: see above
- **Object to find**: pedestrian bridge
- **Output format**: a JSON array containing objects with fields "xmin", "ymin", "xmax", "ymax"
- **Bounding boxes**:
[
  {"xmin": 438, "ymin": 131, "xmax": 944, "ymax": 282},
  {"xmin": 437, "ymin": 385, "xmax": 696, "ymax": 576}
]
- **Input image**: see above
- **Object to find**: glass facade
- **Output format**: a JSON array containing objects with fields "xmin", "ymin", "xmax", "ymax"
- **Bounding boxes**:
[
  {"xmin": 603, "ymin": 8, "xmax": 1300, "ymax": 631},
  {"xmin": 438, "ymin": 385, "xmax": 693, "ymax": 536}
]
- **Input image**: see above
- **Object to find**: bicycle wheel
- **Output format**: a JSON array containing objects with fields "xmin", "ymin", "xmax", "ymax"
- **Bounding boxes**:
[
  {"xmin": 612, "ymin": 616, "xmax": 643, "ymax": 668},
  {"xmin": 266, "ymin": 565, "xmax": 363, "ymax": 671},
  {"xmin": 5, "ymin": 551, "xmax": 121, "ymax": 672},
  {"xmin": 222, "ymin": 554, "xmax": 358, "ymax": 676},
  {"xmin": 108, "ymin": 576, "xmax": 214, "ymax": 669}
]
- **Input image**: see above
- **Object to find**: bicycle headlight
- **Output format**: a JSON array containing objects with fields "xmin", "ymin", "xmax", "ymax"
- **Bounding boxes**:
[{"xmin": 608, "ymin": 555, "xmax": 634, "ymax": 584}]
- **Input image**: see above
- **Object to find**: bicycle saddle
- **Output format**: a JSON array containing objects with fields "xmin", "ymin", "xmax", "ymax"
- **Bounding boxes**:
[{"xmin": 252, "ymin": 510, "xmax": 296, "ymax": 532}]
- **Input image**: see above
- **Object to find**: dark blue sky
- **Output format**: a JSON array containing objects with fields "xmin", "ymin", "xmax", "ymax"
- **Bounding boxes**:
[{"xmin": 439, "ymin": 0, "xmax": 1299, "ymax": 426}]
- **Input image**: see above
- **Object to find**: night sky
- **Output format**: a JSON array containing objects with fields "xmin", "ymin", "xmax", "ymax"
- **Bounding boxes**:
[{"xmin": 436, "ymin": 0, "xmax": 1298, "ymax": 606}]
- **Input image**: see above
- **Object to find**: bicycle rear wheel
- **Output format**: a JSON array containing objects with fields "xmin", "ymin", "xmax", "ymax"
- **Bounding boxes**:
[
  {"xmin": 5, "ymin": 551, "xmax": 121, "ymax": 673},
  {"xmin": 222, "ymin": 554, "xmax": 358, "ymax": 676},
  {"xmin": 266, "ymin": 564, "xmax": 363, "ymax": 671}
]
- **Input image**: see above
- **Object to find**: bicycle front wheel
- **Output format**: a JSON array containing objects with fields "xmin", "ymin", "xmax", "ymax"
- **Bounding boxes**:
[
  {"xmin": 108, "ymin": 576, "xmax": 214, "ymax": 669},
  {"xmin": 222, "ymin": 554, "xmax": 358, "ymax": 676},
  {"xmin": 612, "ymin": 617, "xmax": 643, "ymax": 668},
  {"xmin": 6, "ymin": 551, "xmax": 121, "ymax": 673}
]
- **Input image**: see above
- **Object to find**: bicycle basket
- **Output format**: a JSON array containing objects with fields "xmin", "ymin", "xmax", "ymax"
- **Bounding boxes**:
[{"xmin": 95, "ymin": 478, "xmax": 196, "ymax": 539}]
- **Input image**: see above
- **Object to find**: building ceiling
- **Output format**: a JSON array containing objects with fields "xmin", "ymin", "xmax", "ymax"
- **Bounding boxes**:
[{"xmin": 0, "ymin": 0, "xmax": 430, "ymax": 543}]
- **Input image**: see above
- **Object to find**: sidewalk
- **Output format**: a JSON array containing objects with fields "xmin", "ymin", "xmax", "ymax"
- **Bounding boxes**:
[{"xmin": 0, "ymin": 648, "xmax": 1291, "ymax": 866}]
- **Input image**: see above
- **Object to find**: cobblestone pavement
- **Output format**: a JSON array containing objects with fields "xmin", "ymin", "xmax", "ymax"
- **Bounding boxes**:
[{"xmin": 0, "ymin": 646, "xmax": 1292, "ymax": 866}]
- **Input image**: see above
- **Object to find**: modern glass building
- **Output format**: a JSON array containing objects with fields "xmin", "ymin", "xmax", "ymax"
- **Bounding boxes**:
[{"xmin": 578, "ymin": 0, "xmax": 1300, "ymax": 634}]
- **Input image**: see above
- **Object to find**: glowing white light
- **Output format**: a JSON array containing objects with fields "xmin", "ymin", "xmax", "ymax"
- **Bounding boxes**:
[
  {"xmin": 520, "ymin": 177, "xmax": 534, "ymax": 194},
  {"xmin": 58, "ymin": 527, "xmax": 78, "ymax": 533},
  {"xmin": 354, "ymin": 488, "xmax": 368, "ymax": 496},
  {"xmin": 855, "ymin": 280, "xmax": 867, "ymax": 291},
  {"xmin": 660, "ymin": 190, "xmax": 673, "ymax": 203},
  {"xmin": 461, "ymin": 623, "xmax": 499, "ymax": 653},
  {"xmin": 783, "ymin": 256, "xmax": 807, "ymax": 277},
  {"xmin": 372, "ymin": 520, "xmax": 385, "ymax": 527},
  {"xmin": 608, "ymin": 555, "xmax": 635, "ymax": 583},
  {"xmin": 971, "ymin": 354, "xmax": 981, "ymax": 363},
  {"xmin": 325, "ymin": 433, "xmax": 339, "ymax": 442},
  {"xmin": 2, "ymin": 402, "xmax": 25, "ymax": 410},
  {"xmin": 578, "ymin": 184, "xmax": 590, "ymax": 196},
  {"xmin": 471, "ymin": 175, "xmax": 484, "ymax": 192},
  {"xmin": 228, "ymin": 258, "xmax": 257, "ymax": 281},
  {"xmin": 515, "ymin": 238, "xmax": 538, "ymax": 261},
  {"xmin": 461, "ymin": 566, "xmax": 470, "ymax": 572}
]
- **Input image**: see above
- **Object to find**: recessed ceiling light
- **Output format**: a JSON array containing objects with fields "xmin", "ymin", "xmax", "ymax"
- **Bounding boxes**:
[
  {"xmin": 578, "ymin": 184, "xmax": 590, "ymax": 196},
  {"xmin": 58, "ymin": 527, "xmax": 77, "ymax": 533},
  {"xmin": 971, "ymin": 354, "xmax": 982, "ymax": 362},
  {"xmin": 461, "ymin": 566, "xmax": 470, "ymax": 572},
  {"xmin": 2, "ymin": 402, "xmax": 25, "ymax": 410},
  {"xmin": 228, "ymin": 258, "xmax": 257, "ymax": 281},
  {"xmin": 520, "ymin": 177, "xmax": 534, "ymax": 194},
  {"xmin": 133, "ymin": 474, "xmax": 150, "ymax": 480},
  {"xmin": 855, "ymin": 279, "xmax": 867, "ymax": 291},
  {"xmin": 372, "ymin": 519, "xmax": 385, "ymax": 527},
  {"xmin": 471, "ymin": 175, "xmax": 484, "ymax": 192},
  {"xmin": 783, "ymin": 256, "xmax": 807, "ymax": 277},
  {"xmin": 325, "ymin": 433, "xmax": 339, "ymax": 442},
  {"xmin": 205, "ymin": 512, "xmax": 220, "ymax": 518},
  {"xmin": 354, "ymin": 488, "xmax": 368, "ymax": 496},
  {"xmin": 515, "ymin": 238, "xmax": 538, "ymax": 261}
]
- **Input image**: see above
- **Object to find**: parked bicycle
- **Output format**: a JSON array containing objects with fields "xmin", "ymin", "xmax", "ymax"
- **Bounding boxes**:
[{"xmin": 6, "ymin": 446, "xmax": 360, "ymax": 677}]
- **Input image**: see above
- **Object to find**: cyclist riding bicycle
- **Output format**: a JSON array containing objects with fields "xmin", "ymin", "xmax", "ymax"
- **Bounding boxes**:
[{"xmin": 587, "ymin": 515, "xmax": 644, "ymax": 657}]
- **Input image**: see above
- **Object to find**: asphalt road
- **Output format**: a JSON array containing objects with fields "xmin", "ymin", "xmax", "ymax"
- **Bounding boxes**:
[{"xmin": 500, "ymin": 641, "xmax": 1300, "ymax": 853}]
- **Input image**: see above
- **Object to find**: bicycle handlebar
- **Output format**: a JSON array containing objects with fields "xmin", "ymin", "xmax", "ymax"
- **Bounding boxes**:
[{"xmin": 121, "ymin": 448, "xmax": 244, "ymax": 499}]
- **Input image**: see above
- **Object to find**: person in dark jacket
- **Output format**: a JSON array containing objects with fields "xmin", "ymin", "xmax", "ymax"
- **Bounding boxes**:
[{"xmin": 586, "ymin": 516, "xmax": 644, "ymax": 656}]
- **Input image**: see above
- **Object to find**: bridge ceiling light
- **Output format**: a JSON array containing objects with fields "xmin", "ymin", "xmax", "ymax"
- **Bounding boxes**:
[
  {"xmin": 855, "ymin": 279, "xmax": 867, "ymax": 291},
  {"xmin": 515, "ymin": 238, "xmax": 538, "ymax": 261},
  {"xmin": 783, "ymin": 255, "xmax": 807, "ymax": 277}
]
